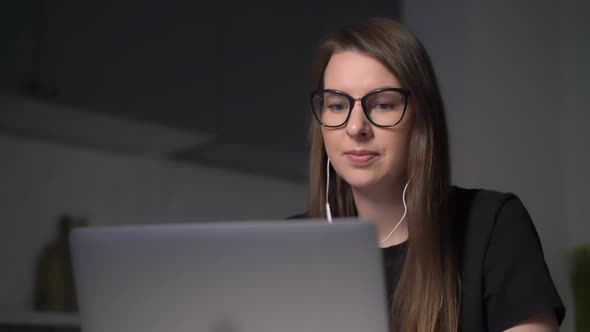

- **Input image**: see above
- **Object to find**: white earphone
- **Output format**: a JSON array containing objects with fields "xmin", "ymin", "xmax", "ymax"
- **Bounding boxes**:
[
  {"xmin": 326, "ymin": 158, "xmax": 333, "ymax": 223},
  {"xmin": 325, "ymin": 158, "xmax": 408, "ymax": 244}
]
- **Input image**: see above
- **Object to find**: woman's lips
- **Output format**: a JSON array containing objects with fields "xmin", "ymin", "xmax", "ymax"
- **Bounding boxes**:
[{"xmin": 344, "ymin": 151, "xmax": 380, "ymax": 166}]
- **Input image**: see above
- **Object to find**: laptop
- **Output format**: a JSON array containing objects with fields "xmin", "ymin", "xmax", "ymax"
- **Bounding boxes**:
[{"xmin": 70, "ymin": 219, "xmax": 389, "ymax": 332}]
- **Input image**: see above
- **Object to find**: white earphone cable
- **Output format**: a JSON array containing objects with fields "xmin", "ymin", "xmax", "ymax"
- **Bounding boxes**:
[{"xmin": 377, "ymin": 180, "xmax": 409, "ymax": 244}]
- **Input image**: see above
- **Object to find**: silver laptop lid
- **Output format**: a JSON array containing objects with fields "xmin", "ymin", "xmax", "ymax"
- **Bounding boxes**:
[{"xmin": 71, "ymin": 219, "xmax": 388, "ymax": 332}]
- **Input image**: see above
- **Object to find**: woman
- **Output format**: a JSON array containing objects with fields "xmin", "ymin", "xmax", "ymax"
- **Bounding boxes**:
[{"xmin": 299, "ymin": 18, "xmax": 565, "ymax": 331}]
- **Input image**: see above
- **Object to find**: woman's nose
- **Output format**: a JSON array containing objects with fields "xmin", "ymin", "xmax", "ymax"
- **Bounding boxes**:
[{"xmin": 346, "ymin": 101, "xmax": 373, "ymax": 139}]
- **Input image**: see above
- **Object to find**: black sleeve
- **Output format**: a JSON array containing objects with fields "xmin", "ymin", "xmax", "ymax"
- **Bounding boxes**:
[{"xmin": 483, "ymin": 195, "xmax": 565, "ymax": 332}]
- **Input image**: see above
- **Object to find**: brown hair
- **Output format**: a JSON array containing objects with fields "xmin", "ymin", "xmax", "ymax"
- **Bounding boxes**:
[{"xmin": 307, "ymin": 18, "xmax": 459, "ymax": 331}]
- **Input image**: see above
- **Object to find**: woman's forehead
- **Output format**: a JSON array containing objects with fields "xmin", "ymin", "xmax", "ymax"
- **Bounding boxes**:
[{"xmin": 323, "ymin": 51, "xmax": 401, "ymax": 94}]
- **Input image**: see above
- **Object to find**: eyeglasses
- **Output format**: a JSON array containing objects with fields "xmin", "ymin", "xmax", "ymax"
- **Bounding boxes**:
[{"xmin": 310, "ymin": 88, "xmax": 411, "ymax": 128}]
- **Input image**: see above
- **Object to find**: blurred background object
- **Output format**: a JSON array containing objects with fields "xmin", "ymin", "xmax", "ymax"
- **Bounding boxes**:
[
  {"xmin": 570, "ymin": 245, "xmax": 590, "ymax": 332},
  {"xmin": 35, "ymin": 214, "xmax": 88, "ymax": 313}
]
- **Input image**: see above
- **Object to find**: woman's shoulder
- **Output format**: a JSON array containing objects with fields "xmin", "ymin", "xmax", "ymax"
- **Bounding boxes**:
[
  {"xmin": 449, "ymin": 184, "xmax": 537, "ymax": 276},
  {"xmin": 450, "ymin": 185, "xmax": 524, "ymax": 237},
  {"xmin": 451, "ymin": 185, "xmax": 566, "ymax": 329},
  {"xmin": 450, "ymin": 185, "xmax": 518, "ymax": 212}
]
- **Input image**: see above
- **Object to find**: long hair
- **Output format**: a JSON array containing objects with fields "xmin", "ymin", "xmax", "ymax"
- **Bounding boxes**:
[{"xmin": 307, "ymin": 18, "xmax": 459, "ymax": 332}]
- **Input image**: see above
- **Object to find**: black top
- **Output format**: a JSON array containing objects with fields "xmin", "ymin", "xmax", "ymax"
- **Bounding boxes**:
[{"xmin": 290, "ymin": 186, "xmax": 565, "ymax": 331}]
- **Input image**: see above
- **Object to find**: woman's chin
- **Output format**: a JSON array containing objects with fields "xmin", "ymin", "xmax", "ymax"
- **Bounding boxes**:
[{"xmin": 341, "ymin": 173, "xmax": 383, "ymax": 190}]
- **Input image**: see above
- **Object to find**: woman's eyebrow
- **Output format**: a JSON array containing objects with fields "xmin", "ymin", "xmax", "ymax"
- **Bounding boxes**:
[{"xmin": 323, "ymin": 86, "xmax": 401, "ymax": 95}]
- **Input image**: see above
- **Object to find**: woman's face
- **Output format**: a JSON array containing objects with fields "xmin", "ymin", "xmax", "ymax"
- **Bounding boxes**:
[{"xmin": 321, "ymin": 51, "xmax": 413, "ymax": 191}]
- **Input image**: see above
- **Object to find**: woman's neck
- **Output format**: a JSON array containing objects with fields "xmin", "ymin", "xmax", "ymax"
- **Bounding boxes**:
[{"xmin": 351, "ymin": 183, "xmax": 408, "ymax": 248}]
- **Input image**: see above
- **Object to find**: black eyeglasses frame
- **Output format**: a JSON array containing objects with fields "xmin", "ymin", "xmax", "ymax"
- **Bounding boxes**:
[{"xmin": 310, "ymin": 87, "xmax": 412, "ymax": 128}]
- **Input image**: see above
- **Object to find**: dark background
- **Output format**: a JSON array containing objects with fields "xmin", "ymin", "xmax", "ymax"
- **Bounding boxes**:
[{"xmin": 1, "ymin": 0, "xmax": 399, "ymax": 180}]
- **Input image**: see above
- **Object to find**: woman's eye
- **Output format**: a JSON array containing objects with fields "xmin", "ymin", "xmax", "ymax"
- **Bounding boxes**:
[
  {"xmin": 327, "ymin": 104, "xmax": 347, "ymax": 112},
  {"xmin": 375, "ymin": 103, "xmax": 395, "ymax": 111}
]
